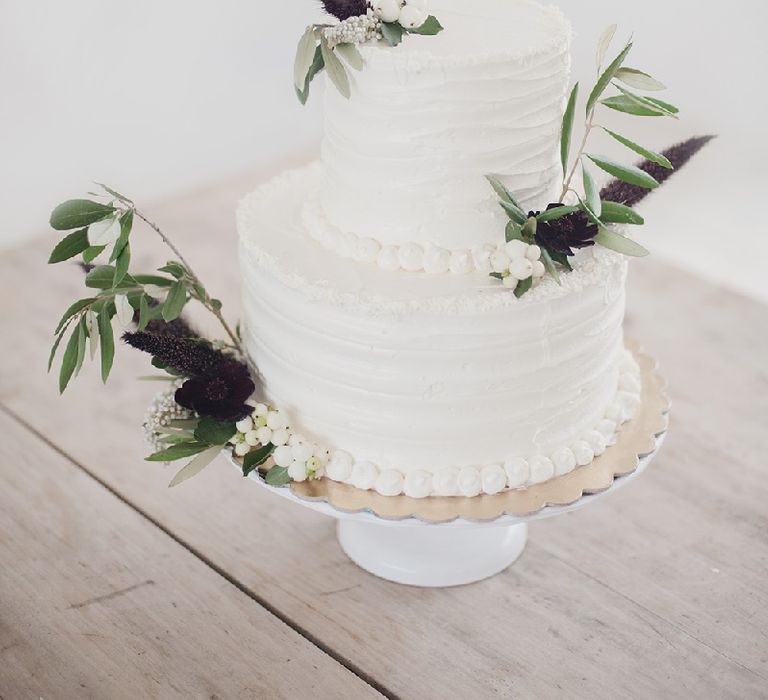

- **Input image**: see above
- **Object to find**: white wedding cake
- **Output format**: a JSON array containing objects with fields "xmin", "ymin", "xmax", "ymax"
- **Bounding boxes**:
[{"xmin": 237, "ymin": 0, "xmax": 642, "ymax": 498}]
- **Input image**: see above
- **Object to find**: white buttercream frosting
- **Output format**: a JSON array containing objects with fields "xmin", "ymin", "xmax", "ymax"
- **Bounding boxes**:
[
  {"xmin": 237, "ymin": 165, "xmax": 640, "ymax": 497},
  {"xmin": 318, "ymin": 0, "xmax": 572, "ymax": 253}
]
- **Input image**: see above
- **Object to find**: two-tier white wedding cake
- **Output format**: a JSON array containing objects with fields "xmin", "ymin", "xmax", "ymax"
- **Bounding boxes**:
[{"xmin": 237, "ymin": 0, "xmax": 642, "ymax": 499}]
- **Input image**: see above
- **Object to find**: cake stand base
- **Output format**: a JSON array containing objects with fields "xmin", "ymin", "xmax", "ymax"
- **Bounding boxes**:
[{"xmin": 337, "ymin": 519, "xmax": 528, "ymax": 587}]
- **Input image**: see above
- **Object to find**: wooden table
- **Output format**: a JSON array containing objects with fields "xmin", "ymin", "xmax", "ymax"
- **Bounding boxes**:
[{"xmin": 1, "ymin": 169, "xmax": 766, "ymax": 699}]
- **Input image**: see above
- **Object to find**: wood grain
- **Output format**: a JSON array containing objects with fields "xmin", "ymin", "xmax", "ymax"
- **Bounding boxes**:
[
  {"xmin": 1, "ymin": 172, "xmax": 766, "ymax": 699},
  {"xmin": 0, "ymin": 410, "xmax": 383, "ymax": 699}
]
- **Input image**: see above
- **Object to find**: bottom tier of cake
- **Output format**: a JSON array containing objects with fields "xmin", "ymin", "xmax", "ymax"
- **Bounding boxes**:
[{"xmin": 236, "ymin": 164, "xmax": 642, "ymax": 498}]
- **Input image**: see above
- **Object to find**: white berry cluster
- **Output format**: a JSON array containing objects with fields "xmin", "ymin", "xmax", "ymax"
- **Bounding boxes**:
[
  {"xmin": 324, "ymin": 9, "xmax": 382, "ymax": 48},
  {"xmin": 230, "ymin": 403, "xmax": 329, "ymax": 482},
  {"xmin": 489, "ymin": 239, "xmax": 547, "ymax": 290},
  {"xmin": 143, "ymin": 385, "xmax": 194, "ymax": 452},
  {"xmin": 371, "ymin": 0, "xmax": 429, "ymax": 28}
]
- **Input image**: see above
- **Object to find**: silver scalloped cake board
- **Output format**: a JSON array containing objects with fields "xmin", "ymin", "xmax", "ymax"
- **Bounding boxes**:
[{"xmin": 226, "ymin": 340, "xmax": 668, "ymax": 587}]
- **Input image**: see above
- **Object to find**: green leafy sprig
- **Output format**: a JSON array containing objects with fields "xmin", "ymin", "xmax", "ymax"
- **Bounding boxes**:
[
  {"xmin": 294, "ymin": 13, "xmax": 442, "ymax": 104},
  {"xmin": 486, "ymin": 26, "xmax": 679, "ymax": 297},
  {"xmin": 48, "ymin": 185, "xmax": 247, "ymax": 393},
  {"xmin": 558, "ymin": 25, "xmax": 677, "ymax": 239}
]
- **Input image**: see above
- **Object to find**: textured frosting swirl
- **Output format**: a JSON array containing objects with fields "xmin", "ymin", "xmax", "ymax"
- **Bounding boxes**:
[
  {"xmin": 318, "ymin": 0, "xmax": 572, "ymax": 252},
  {"xmin": 238, "ymin": 165, "xmax": 629, "ymax": 481}
]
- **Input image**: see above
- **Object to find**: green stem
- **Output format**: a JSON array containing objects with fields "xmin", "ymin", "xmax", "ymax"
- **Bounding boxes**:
[
  {"xmin": 560, "ymin": 109, "xmax": 596, "ymax": 202},
  {"xmin": 133, "ymin": 208, "xmax": 257, "ymax": 377}
]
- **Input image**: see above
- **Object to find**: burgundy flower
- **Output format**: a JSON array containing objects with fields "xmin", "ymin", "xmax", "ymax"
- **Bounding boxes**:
[
  {"xmin": 321, "ymin": 0, "xmax": 368, "ymax": 20},
  {"xmin": 535, "ymin": 204, "xmax": 598, "ymax": 257},
  {"xmin": 175, "ymin": 359, "xmax": 254, "ymax": 422},
  {"xmin": 600, "ymin": 135, "xmax": 715, "ymax": 207}
]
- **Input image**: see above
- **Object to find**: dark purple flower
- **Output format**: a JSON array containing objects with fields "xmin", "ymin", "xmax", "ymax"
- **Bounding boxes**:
[
  {"xmin": 534, "ymin": 204, "xmax": 598, "ymax": 257},
  {"xmin": 321, "ymin": 0, "xmax": 368, "ymax": 20},
  {"xmin": 600, "ymin": 135, "xmax": 715, "ymax": 207},
  {"xmin": 123, "ymin": 331, "xmax": 222, "ymax": 376},
  {"xmin": 175, "ymin": 359, "xmax": 255, "ymax": 422}
]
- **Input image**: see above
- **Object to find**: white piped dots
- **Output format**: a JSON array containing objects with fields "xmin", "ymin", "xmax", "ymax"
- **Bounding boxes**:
[
  {"xmin": 597, "ymin": 419, "xmax": 618, "ymax": 439},
  {"xmin": 376, "ymin": 469, "xmax": 405, "ymax": 497},
  {"xmin": 376, "ymin": 246, "xmax": 400, "ymax": 271},
  {"xmin": 457, "ymin": 467, "xmax": 482, "ymax": 497},
  {"xmin": 472, "ymin": 245, "xmax": 494, "ymax": 274},
  {"xmin": 619, "ymin": 372, "xmax": 641, "ymax": 393},
  {"xmin": 404, "ymin": 470, "xmax": 433, "ymax": 499},
  {"xmin": 398, "ymin": 243, "xmax": 425, "ymax": 272},
  {"xmin": 423, "ymin": 246, "xmax": 451, "ymax": 274},
  {"xmin": 572, "ymin": 440, "xmax": 595, "ymax": 466},
  {"xmin": 551, "ymin": 447, "xmax": 577, "ymax": 476},
  {"xmin": 481, "ymin": 464, "xmax": 507, "ymax": 495},
  {"xmin": 326, "ymin": 450, "xmax": 354, "ymax": 482},
  {"xmin": 449, "ymin": 250, "xmax": 473, "ymax": 274},
  {"xmin": 350, "ymin": 461, "xmax": 379, "ymax": 491},
  {"xmin": 504, "ymin": 457, "xmax": 530, "ymax": 488},
  {"xmin": 585, "ymin": 430, "xmax": 607, "ymax": 456},
  {"xmin": 529, "ymin": 456, "xmax": 555, "ymax": 484},
  {"xmin": 433, "ymin": 468, "xmax": 460, "ymax": 497},
  {"xmin": 356, "ymin": 237, "xmax": 381, "ymax": 264}
]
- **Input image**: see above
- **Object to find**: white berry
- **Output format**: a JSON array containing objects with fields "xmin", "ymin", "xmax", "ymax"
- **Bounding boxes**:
[
  {"xmin": 234, "ymin": 442, "xmax": 251, "ymax": 457},
  {"xmin": 509, "ymin": 257, "xmax": 534, "ymax": 281},
  {"xmin": 272, "ymin": 446, "xmax": 293, "ymax": 468},
  {"xmin": 288, "ymin": 433, "xmax": 306, "ymax": 447},
  {"xmin": 502, "ymin": 276, "xmax": 518, "ymax": 289},
  {"xmin": 291, "ymin": 442, "xmax": 313, "ymax": 463},
  {"xmin": 244, "ymin": 430, "xmax": 261, "ymax": 447},
  {"xmin": 266, "ymin": 410, "xmax": 287, "ymax": 430},
  {"xmin": 373, "ymin": 0, "xmax": 402, "ymax": 23},
  {"xmin": 253, "ymin": 403, "xmax": 268, "ymax": 417},
  {"xmin": 256, "ymin": 426, "xmax": 273, "ymax": 445},
  {"xmin": 270, "ymin": 428, "xmax": 290, "ymax": 447},
  {"xmin": 532, "ymin": 260, "xmax": 546, "ymax": 278},
  {"xmin": 505, "ymin": 239, "xmax": 528, "ymax": 259},
  {"xmin": 288, "ymin": 460, "xmax": 308, "ymax": 482},
  {"xmin": 399, "ymin": 4, "xmax": 427, "ymax": 28},
  {"xmin": 491, "ymin": 250, "xmax": 511, "ymax": 273},
  {"xmin": 235, "ymin": 417, "xmax": 253, "ymax": 434},
  {"xmin": 526, "ymin": 244, "xmax": 542, "ymax": 261}
]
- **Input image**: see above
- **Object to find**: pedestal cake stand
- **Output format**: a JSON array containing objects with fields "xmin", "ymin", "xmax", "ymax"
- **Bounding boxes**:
[{"xmin": 230, "ymin": 343, "xmax": 669, "ymax": 588}]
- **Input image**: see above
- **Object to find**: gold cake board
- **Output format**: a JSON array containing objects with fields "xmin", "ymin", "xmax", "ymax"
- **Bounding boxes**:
[{"xmin": 247, "ymin": 338, "xmax": 669, "ymax": 524}]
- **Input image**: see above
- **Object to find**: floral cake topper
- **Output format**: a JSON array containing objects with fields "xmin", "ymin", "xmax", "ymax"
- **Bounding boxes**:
[{"xmin": 294, "ymin": 0, "xmax": 443, "ymax": 103}]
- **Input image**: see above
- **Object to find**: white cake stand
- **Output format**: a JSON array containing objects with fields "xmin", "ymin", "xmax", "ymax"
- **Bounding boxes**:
[{"xmin": 228, "ymin": 432, "xmax": 663, "ymax": 588}]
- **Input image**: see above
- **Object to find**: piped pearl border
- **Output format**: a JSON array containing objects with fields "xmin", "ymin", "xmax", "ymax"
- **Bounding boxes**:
[
  {"xmin": 325, "ymin": 350, "xmax": 640, "ymax": 497},
  {"xmin": 303, "ymin": 196, "xmax": 535, "ymax": 276},
  {"xmin": 248, "ymin": 348, "xmax": 642, "ymax": 499}
]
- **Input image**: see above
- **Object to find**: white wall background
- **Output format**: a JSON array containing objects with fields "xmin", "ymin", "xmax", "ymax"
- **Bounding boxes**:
[{"xmin": 2, "ymin": 1, "xmax": 766, "ymax": 299}]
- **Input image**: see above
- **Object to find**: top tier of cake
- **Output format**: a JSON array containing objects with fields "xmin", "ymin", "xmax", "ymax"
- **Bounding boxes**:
[{"xmin": 316, "ymin": 0, "xmax": 572, "ymax": 253}]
